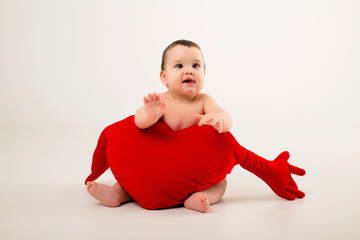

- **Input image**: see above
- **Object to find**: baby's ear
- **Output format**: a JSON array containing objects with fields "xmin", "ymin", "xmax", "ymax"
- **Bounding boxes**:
[{"xmin": 160, "ymin": 70, "xmax": 168, "ymax": 86}]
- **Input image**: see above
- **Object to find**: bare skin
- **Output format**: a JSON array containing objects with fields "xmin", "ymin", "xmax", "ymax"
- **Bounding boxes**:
[
  {"xmin": 87, "ymin": 45, "xmax": 233, "ymax": 212},
  {"xmin": 87, "ymin": 181, "xmax": 132, "ymax": 207},
  {"xmin": 184, "ymin": 179, "xmax": 227, "ymax": 213}
]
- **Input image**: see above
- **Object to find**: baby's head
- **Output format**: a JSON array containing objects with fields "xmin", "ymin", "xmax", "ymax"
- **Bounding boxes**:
[
  {"xmin": 160, "ymin": 40, "xmax": 206, "ymax": 97},
  {"xmin": 161, "ymin": 39, "xmax": 206, "ymax": 71}
]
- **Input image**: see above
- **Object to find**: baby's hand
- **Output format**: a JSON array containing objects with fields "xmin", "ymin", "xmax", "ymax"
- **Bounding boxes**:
[
  {"xmin": 196, "ymin": 113, "xmax": 224, "ymax": 133},
  {"xmin": 143, "ymin": 93, "xmax": 166, "ymax": 120}
]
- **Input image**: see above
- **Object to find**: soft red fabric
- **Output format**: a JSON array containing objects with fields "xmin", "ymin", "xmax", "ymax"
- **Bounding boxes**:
[{"xmin": 85, "ymin": 115, "xmax": 306, "ymax": 209}]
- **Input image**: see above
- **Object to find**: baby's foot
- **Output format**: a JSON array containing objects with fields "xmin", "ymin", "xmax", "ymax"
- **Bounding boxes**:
[
  {"xmin": 184, "ymin": 192, "xmax": 210, "ymax": 213},
  {"xmin": 86, "ymin": 181, "xmax": 121, "ymax": 207}
]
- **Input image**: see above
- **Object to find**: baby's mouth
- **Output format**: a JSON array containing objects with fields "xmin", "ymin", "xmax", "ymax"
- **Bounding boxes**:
[{"xmin": 182, "ymin": 78, "xmax": 196, "ymax": 84}]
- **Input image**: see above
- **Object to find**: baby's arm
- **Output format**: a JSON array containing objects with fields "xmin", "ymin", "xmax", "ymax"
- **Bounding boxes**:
[
  {"xmin": 134, "ymin": 93, "xmax": 166, "ymax": 129},
  {"xmin": 196, "ymin": 95, "xmax": 232, "ymax": 133}
]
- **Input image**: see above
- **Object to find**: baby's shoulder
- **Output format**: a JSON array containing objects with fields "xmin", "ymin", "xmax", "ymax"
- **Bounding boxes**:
[{"xmin": 195, "ymin": 93, "xmax": 214, "ymax": 102}]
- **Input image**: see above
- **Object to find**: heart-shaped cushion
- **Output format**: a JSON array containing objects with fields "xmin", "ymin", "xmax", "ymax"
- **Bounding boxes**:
[{"xmin": 85, "ymin": 115, "xmax": 239, "ymax": 209}]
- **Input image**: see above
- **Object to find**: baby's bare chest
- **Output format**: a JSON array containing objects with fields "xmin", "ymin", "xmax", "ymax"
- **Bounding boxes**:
[{"xmin": 163, "ymin": 102, "xmax": 204, "ymax": 131}]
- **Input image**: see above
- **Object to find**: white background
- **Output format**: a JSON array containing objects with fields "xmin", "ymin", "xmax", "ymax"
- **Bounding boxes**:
[{"xmin": 1, "ymin": 0, "xmax": 359, "ymax": 239}]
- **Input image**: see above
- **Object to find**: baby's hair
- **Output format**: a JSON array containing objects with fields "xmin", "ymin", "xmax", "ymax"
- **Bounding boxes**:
[{"xmin": 161, "ymin": 39, "xmax": 205, "ymax": 71}]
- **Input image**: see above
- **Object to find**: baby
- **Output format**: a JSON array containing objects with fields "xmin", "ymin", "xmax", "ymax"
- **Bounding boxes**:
[{"xmin": 87, "ymin": 40, "xmax": 232, "ymax": 213}]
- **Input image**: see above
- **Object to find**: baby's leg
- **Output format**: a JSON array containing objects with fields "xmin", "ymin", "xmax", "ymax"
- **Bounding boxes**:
[
  {"xmin": 184, "ymin": 179, "xmax": 227, "ymax": 213},
  {"xmin": 87, "ymin": 181, "xmax": 132, "ymax": 207}
]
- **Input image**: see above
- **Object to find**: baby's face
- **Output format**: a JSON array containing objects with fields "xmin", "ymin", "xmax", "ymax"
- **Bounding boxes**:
[{"xmin": 161, "ymin": 45, "xmax": 205, "ymax": 98}]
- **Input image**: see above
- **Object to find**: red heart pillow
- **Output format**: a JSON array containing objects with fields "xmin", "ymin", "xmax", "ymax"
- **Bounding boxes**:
[{"xmin": 85, "ymin": 115, "xmax": 306, "ymax": 209}]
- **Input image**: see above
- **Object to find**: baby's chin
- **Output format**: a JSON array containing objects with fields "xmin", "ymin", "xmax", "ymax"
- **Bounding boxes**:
[
  {"xmin": 167, "ymin": 89, "xmax": 199, "ymax": 99},
  {"xmin": 181, "ymin": 86, "xmax": 201, "ymax": 94}
]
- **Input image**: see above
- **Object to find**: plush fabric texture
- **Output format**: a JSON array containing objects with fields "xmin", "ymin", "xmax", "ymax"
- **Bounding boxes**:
[{"xmin": 85, "ymin": 115, "xmax": 306, "ymax": 210}]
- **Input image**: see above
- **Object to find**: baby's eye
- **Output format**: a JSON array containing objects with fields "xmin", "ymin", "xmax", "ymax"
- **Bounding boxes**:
[
  {"xmin": 193, "ymin": 63, "xmax": 200, "ymax": 68},
  {"xmin": 175, "ymin": 64, "xmax": 183, "ymax": 68}
]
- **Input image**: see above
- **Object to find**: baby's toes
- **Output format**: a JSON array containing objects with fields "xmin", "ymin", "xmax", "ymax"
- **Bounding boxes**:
[{"xmin": 87, "ymin": 181, "xmax": 98, "ymax": 194}]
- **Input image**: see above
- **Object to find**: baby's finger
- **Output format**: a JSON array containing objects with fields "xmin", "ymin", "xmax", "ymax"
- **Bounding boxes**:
[
  {"xmin": 143, "ymin": 96, "xmax": 150, "ymax": 104},
  {"xmin": 196, "ymin": 114, "xmax": 204, "ymax": 121},
  {"xmin": 210, "ymin": 118, "xmax": 218, "ymax": 126},
  {"xmin": 150, "ymin": 93, "xmax": 156, "ymax": 101},
  {"xmin": 148, "ymin": 93, "xmax": 153, "ymax": 101},
  {"xmin": 161, "ymin": 101, "xmax": 167, "ymax": 109},
  {"xmin": 195, "ymin": 113, "xmax": 203, "ymax": 118},
  {"xmin": 199, "ymin": 116, "xmax": 211, "ymax": 126},
  {"xmin": 202, "ymin": 116, "xmax": 213, "ymax": 125},
  {"xmin": 147, "ymin": 93, "xmax": 153, "ymax": 101},
  {"xmin": 198, "ymin": 117, "xmax": 206, "ymax": 126},
  {"xmin": 160, "ymin": 97, "xmax": 167, "ymax": 109},
  {"xmin": 218, "ymin": 120, "xmax": 224, "ymax": 133}
]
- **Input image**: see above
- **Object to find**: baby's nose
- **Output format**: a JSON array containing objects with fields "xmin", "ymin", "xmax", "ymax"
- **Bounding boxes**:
[{"xmin": 184, "ymin": 68, "xmax": 194, "ymax": 74}]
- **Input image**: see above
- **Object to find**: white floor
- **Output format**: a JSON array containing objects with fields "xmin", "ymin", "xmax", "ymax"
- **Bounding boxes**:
[{"xmin": 0, "ymin": 124, "xmax": 359, "ymax": 240}]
